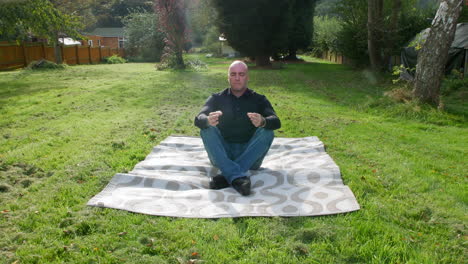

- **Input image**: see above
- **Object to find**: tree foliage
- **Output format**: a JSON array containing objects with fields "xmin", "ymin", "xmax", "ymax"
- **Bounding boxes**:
[
  {"xmin": 50, "ymin": 0, "xmax": 96, "ymax": 31},
  {"xmin": 155, "ymin": 0, "xmax": 188, "ymax": 69},
  {"xmin": 0, "ymin": 0, "xmax": 82, "ymax": 42},
  {"xmin": 335, "ymin": 0, "xmax": 368, "ymax": 66},
  {"xmin": 335, "ymin": 0, "xmax": 435, "ymax": 67},
  {"xmin": 286, "ymin": 0, "xmax": 317, "ymax": 59},
  {"xmin": 92, "ymin": 0, "xmax": 154, "ymax": 28},
  {"xmin": 186, "ymin": 0, "xmax": 217, "ymax": 47},
  {"xmin": 212, "ymin": 0, "xmax": 293, "ymax": 66},
  {"xmin": 123, "ymin": 10, "xmax": 165, "ymax": 62},
  {"xmin": 312, "ymin": 16, "xmax": 342, "ymax": 55}
]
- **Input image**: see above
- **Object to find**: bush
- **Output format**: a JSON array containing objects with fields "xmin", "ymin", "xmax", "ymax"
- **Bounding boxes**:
[
  {"xmin": 200, "ymin": 25, "xmax": 222, "ymax": 56},
  {"xmin": 333, "ymin": 0, "xmax": 434, "ymax": 68},
  {"xmin": 441, "ymin": 71, "xmax": 468, "ymax": 96},
  {"xmin": 103, "ymin": 55, "xmax": 127, "ymax": 64},
  {"xmin": 186, "ymin": 59, "xmax": 208, "ymax": 71},
  {"xmin": 312, "ymin": 16, "xmax": 342, "ymax": 56},
  {"xmin": 27, "ymin": 59, "xmax": 67, "ymax": 70},
  {"xmin": 123, "ymin": 11, "xmax": 165, "ymax": 62}
]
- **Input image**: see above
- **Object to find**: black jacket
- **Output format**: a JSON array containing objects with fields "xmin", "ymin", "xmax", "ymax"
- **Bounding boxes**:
[{"xmin": 194, "ymin": 88, "xmax": 281, "ymax": 143}]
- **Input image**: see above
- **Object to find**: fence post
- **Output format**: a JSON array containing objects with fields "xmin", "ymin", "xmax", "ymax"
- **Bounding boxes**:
[
  {"xmin": 75, "ymin": 45, "xmax": 79, "ymax": 64},
  {"xmin": 99, "ymin": 46, "xmax": 102, "ymax": 63},
  {"xmin": 88, "ymin": 45, "xmax": 92, "ymax": 64},
  {"xmin": 60, "ymin": 45, "xmax": 64, "ymax": 64},
  {"xmin": 22, "ymin": 43, "xmax": 28, "ymax": 67},
  {"xmin": 41, "ymin": 43, "xmax": 46, "ymax": 60}
]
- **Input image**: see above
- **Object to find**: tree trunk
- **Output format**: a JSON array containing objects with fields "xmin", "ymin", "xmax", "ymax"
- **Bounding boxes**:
[
  {"xmin": 54, "ymin": 32, "xmax": 63, "ymax": 64},
  {"xmin": 367, "ymin": 0, "xmax": 384, "ymax": 71},
  {"xmin": 255, "ymin": 55, "xmax": 271, "ymax": 67},
  {"xmin": 413, "ymin": 0, "xmax": 463, "ymax": 106},
  {"xmin": 175, "ymin": 50, "xmax": 185, "ymax": 69},
  {"xmin": 383, "ymin": 0, "xmax": 402, "ymax": 68}
]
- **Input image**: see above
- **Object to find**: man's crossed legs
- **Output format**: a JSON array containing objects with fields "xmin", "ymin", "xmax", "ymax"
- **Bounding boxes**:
[{"xmin": 200, "ymin": 126, "xmax": 274, "ymax": 195}]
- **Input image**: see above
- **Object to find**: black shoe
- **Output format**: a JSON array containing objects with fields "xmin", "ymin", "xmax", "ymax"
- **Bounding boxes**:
[
  {"xmin": 209, "ymin": 174, "xmax": 229, "ymax": 189},
  {"xmin": 232, "ymin": 177, "xmax": 251, "ymax": 196}
]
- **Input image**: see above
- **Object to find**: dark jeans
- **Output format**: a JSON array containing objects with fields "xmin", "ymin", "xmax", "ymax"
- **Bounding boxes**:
[{"xmin": 200, "ymin": 126, "xmax": 274, "ymax": 183}]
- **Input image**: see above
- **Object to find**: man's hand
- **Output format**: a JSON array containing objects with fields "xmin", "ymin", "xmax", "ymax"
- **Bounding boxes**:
[
  {"xmin": 247, "ymin": 112, "xmax": 265, "ymax": 127},
  {"xmin": 208, "ymin": 111, "xmax": 223, "ymax": 126}
]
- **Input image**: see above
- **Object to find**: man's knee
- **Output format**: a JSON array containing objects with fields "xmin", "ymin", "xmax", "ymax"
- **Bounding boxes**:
[
  {"xmin": 255, "ymin": 128, "xmax": 274, "ymax": 142},
  {"xmin": 200, "ymin": 126, "xmax": 219, "ymax": 138}
]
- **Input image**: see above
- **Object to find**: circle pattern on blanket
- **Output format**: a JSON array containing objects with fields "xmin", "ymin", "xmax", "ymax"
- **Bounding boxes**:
[
  {"xmin": 314, "ymin": 192, "xmax": 328, "ymax": 199},
  {"xmin": 88, "ymin": 136, "xmax": 360, "ymax": 218},
  {"xmin": 282, "ymin": 205, "xmax": 298, "ymax": 213}
]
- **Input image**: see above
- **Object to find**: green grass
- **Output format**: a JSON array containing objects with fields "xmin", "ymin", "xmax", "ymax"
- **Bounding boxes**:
[{"xmin": 0, "ymin": 55, "xmax": 466, "ymax": 263}]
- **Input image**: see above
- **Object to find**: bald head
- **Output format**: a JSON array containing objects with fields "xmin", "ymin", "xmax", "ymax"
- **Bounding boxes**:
[
  {"xmin": 228, "ymin": 60, "xmax": 249, "ymax": 97},
  {"xmin": 228, "ymin": 60, "xmax": 248, "ymax": 74}
]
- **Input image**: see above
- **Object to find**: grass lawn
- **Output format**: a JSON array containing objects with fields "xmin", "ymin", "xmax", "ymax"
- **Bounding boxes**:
[{"xmin": 0, "ymin": 55, "xmax": 466, "ymax": 263}]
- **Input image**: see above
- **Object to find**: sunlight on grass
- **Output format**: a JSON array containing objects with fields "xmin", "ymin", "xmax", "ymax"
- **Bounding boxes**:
[{"xmin": 0, "ymin": 57, "xmax": 466, "ymax": 263}]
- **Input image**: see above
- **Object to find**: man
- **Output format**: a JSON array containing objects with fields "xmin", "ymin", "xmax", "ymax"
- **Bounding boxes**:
[{"xmin": 194, "ymin": 60, "xmax": 281, "ymax": 196}]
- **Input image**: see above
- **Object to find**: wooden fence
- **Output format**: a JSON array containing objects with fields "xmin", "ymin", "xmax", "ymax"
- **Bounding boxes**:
[
  {"xmin": 319, "ymin": 50, "xmax": 401, "ymax": 69},
  {"xmin": 320, "ymin": 50, "xmax": 468, "ymax": 78},
  {"xmin": 0, "ymin": 42, "xmax": 125, "ymax": 70}
]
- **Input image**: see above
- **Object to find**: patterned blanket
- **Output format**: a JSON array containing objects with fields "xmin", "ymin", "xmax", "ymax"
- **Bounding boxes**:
[{"xmin": 87, "ymin": 136, "xmax": 360, "ymax": 218}]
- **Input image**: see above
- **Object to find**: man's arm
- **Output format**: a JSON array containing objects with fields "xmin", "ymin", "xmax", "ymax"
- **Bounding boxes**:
[
  {"xmin": 194, "ymin": 95, "xmax": 216, "ymax": 129},
  {"xmin": 259, "ymin": 96, "xmax": 281, "ymax": 130}
]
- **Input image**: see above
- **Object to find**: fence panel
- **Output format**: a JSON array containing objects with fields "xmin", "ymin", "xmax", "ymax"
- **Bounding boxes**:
[
  {"xmin": 25, "ymin": 44, "xmax": 44, "ymax": 64},
  {"xmin": 0, "ymin": 42, "xmax": 125, "ymax": 70},
  {"xmin": 0, "ymin": 45, "xmax": 24, "ymax": 70},
  {"xmin": 44, "ymin": 46, "xmax": 56, "ymax": 62},
  {"xmin": 78, "ymin": 46, "xmax": 90, "ymax": 64},
  {"xmin": 90, "ymin": 47, "xmax": 100, "ymax": 63},
  {"xmin": 100, "ymin": 47, "xmax": 108, "ymax": 58},
  {"xmin": 62, "ymin": 45, "xmax": 78, "ymax": 65}
]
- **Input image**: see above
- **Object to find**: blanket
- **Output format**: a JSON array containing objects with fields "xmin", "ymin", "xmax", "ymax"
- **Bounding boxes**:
[{"xmin": 87, "ymin": 136, "xmax": 360, "ymax": 218}]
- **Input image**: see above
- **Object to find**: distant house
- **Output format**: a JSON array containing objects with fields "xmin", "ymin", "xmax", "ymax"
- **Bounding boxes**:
[{"xmin": 82, "ymin": 28, "xmax": 125, "ymax": 49}]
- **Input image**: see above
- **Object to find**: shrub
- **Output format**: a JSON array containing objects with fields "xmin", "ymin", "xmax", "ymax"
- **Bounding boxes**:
[
  {"xmin": 123, "ymin": 11, "xmax": 165, "ymax": 62},
  {"xmin": 441, "ymin": 71, "xmax": 468, "ymax": 96},
  {"xmin": 200, "ymin": 25, "xmax": 222, "ymax": 56},
  {"xmin": 312, "ymin": 16, "xmax": 342, "ymax": 56},
  {"xmin": 27, "ymin": 59, "xmax": 67, "ymax": 70},
  {"xmin": 155, "ymin": 47, "xmax": 181, "ymax": 70},
  {"xmin": 103, "ymin": 55, "xmax": 127, "ymax": 64},
  {"xmin": 333, "ymin": 0, "xmax": 434, "ymax": 68},
  {"xmin": 186, "ymin": 59, "xmax": 208, "ymax": 71}
]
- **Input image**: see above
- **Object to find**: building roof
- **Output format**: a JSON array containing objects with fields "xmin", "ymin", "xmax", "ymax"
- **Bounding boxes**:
[{"xmin": 87, "ymin": 28, "xmax": 124, "ymax": 37}]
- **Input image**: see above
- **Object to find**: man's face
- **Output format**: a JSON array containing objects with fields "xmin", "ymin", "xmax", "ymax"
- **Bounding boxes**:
[{"xmin": 228, "ymin": 63, "xmax": 249, "ymax": 93}]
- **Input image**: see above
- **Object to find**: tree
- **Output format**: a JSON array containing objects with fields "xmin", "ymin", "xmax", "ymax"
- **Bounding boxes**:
[
  {"xmin": 90, "ymin": 0, "xmax": 153, "ymax": 28},
  {"xmin": 285, "ymin": 0, "xmax": 317, "ymax": 60},
  {"xmin": 367, "ymin": 0, "xmax": 384, "ymax": 71},
  {"xmin": 155, "ymin": 0, "xmax": 188, "ymax": 69},
  {"xmin": 0, "ymin": 0, "xmax": 82, "ymax": 63},
  {"xmin": 312, "ymin": 15, "xmax": 342, "ymax": 56},
  {"xmin": 335, "ymin": 0, "xmax": 369, "ymax": 66},
  {"xmin": 123, "ymin": 11, "xmax": 165, "ymax": 62},
  {"xmin": 413, "ymin": 0, "xmax": 463, "ymax": 106},
  {"xmin": 212, "ymin": 0, "xmax": 293, "ymax": 66},
  {"xmin": 336, "ymin": 0, "xmax": 434, "ymax": 68},
  {"xmin": 0, "ymin": 0, "xmax": 81, "ymax": 41},
  {"xmin": 50, "ymin": 0, "xmax": 96, "ymax": 31},
  {"xmin": 186, "ymin": 0, "xmax": 217, "ymax": 47}
]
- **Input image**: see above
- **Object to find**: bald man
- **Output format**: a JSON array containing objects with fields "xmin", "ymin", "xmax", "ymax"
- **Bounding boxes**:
[{"xmin": 194, "ymin": 61, "xmax": 281, "ymax": 196}]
